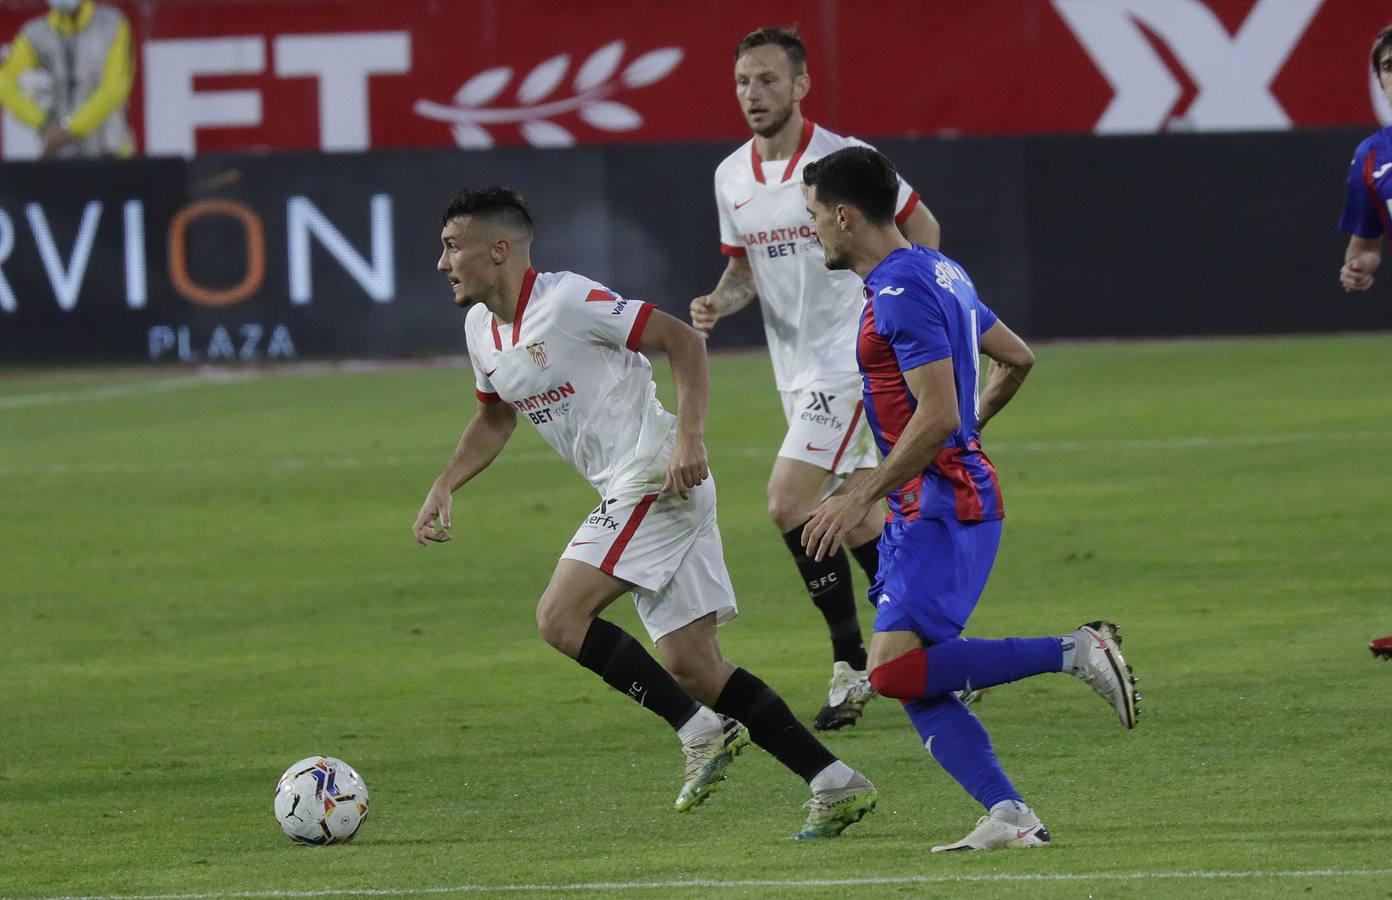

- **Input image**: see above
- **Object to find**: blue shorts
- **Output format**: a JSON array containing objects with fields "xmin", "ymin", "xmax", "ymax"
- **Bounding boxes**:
[{"xmin": 869, "ymin": 517, "xmax": 1003, "ymax": 644}]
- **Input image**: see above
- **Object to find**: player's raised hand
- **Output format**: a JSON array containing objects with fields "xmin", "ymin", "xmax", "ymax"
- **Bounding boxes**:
[
  {"xmin": 1340, "ymin": 253, "xmax": 1379, "ymax": 292},
  {"xmin": 662, "ymin": 434, "xmax": 709, "ymax": 499},
  {"xmin": 689, "ymin": 295, "xmax": 720, "ymax": 336},
  {"xmin": 413, "ymin": 483, "xmax": 454, "ymax": 545}
]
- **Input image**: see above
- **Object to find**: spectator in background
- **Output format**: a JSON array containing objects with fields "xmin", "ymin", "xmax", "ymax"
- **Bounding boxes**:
[
  {"xmin": 1336, "ymin": 24, "xmax": 1392, "ymax": 661},
  {"xmin": 0, "ymin": 0, "xmax": 134, "ymax": 158}
]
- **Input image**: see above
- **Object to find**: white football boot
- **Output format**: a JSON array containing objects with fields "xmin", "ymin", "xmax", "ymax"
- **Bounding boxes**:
[
  {"xmin": 792, "ymin": 771, "xmax": 878, "ymax": 839},
  {"xmin": 674, "ymin": 711, "xmax": 750, "ymax": 811},
  {"xmin": 1069, "ymin": 620, "xmax": 1140, "ymax": 729},
  {"xmin": 932, "ymin": 802, "xmax": 1051, "ymax": 852},
  {"xmin": 813, "ymin": 661, "xmax": 876, "ymax": 731}
]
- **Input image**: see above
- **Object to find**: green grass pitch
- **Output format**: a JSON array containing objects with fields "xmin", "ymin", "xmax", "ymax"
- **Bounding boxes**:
[{"xmin": 1, "ymin": 334, "xmax": 1389, "ymax": 898}]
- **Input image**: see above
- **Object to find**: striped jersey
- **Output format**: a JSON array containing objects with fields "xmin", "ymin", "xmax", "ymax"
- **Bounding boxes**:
[
  {"xmin": 466, "ymin": 268, "xmax": 675, "ymax": 500},
  {"xmin": 1339, "ymin": 126, "xmax": 1392, "ymax": 239},
  {"xmin": 858, "ymin": 245, "xmax": 1003, "ymax": 524},
  {"xmin": 714, "ymin": 120, "xmax": 920, "ymax": 392}
]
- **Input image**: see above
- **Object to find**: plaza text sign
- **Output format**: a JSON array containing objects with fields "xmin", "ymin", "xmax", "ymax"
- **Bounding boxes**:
[{"xmin": 0, "ymin": 154, "xmax": 435, "ymax": 363}]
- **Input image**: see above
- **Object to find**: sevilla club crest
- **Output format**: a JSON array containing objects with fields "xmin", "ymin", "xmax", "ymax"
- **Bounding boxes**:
[{"xmin": 526, "ymin": 340, "xmax": 549, "ymax": 369}]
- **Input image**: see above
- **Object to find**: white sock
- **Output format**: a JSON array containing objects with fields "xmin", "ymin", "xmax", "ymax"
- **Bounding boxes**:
[
  {"xmin": 809, "ymin": 760, "xmax": 857, "ymax": 793},
  {"xmin": 989, "ymin": 799, "xmax": 1036, "ymax": 825},
  {"xmin": 1060, "ymin": 635, "xmax": 1079, "ymax": 672},
  {"xmin": 677, "ymin": 706, "xmax": 721, "ymax": 744}
]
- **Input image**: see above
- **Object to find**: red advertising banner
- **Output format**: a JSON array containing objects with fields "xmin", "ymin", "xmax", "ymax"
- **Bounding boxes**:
[{"xmin": 1, "ymin": 0, "xmax": 1389, "ymax": 158}]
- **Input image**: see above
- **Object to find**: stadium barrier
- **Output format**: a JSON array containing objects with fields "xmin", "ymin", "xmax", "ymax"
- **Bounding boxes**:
[{"xmin": 1, "ymin": 128, "xmax": 1390, "ymax": 364}]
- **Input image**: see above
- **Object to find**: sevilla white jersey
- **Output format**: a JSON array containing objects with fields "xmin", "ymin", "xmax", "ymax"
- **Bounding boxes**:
[
  {"xmin": 715, "ymin": 120, "xmax": 920, "ymax": 392},
  {"xmin": 466, "ymin": 269, "xmax": 674, "ymax": 499}
]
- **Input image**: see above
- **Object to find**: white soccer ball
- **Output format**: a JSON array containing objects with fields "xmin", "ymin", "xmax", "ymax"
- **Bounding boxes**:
[{"xmin": 273, "ymin": 756, "xmax": 370, "ymax": 845}]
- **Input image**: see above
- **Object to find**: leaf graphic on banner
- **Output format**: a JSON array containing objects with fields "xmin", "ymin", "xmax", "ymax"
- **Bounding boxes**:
[
  {"xmin": 621, "ymin": 49, "xmax": 682, "ymax": 88},
  {"xmin": 580, "ymin": 101, "xmax": 642, "ymax": 131},
  {"xmin": 451, "ymin": 123, "xmax": 493, "ymax": 148},
  {"xmin": 455, "ymin": 67, "xmax": 512, "ymax": 106},
  {"xmin": 420, "ymin": 42, "xmax": 684, "ymax": 147},
  {"xmin": 521, "ymin": 120, "xmax": 575, "ymax": 147},
  {"xmin": 574, "ymin": 41, "xmax": 624, "ymax": 92},
  {"xmin": 517, "ymin": 54, "xmax": 570, "ymax": 104}
]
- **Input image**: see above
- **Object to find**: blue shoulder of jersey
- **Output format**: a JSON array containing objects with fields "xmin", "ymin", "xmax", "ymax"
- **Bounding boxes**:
[
  {"xmin": 1353, "ymin": 126, "xmax": 1392, "ymax": 167},
  {"xmin": 866, "ymin": 245, "xmax": 940, "ymax": 301}
]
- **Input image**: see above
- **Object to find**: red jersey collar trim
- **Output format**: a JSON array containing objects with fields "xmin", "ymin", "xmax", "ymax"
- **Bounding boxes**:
[
  {"xmin": 750, "ymin": 118, "xmax": 815, "ymax": 185},
  {"xmin": 491, "ymin": 267, "xmax": 539, "ymax": 350}
]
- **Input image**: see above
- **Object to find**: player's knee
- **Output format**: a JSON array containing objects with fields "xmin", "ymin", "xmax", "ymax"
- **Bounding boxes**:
[
  {"xmin": 869, "ymin": 649, "xmax": 928, "ymax": 702},
  {"xmin": 766, "ymin": 491, "xmax": 811, "ymax": 533},
  {"xmin": 535, "ymin": 597, "xmax": 587, "ymax": 657}
]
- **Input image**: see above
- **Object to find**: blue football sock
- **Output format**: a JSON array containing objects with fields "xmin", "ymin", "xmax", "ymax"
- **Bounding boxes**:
[
  {"xmin": 923, "ymin": 637, "xmax": 1064, "ymax": 696},
  {"xmin": 905, "ymin": 693, "xmax": 1020, "ymax": 810}
]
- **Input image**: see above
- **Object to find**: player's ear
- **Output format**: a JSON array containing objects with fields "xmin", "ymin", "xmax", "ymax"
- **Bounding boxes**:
[
  {"xmin": 835, "ymin": 203, "xmax": 851, "ymax": 232},
  {"xmin": 489, "ymin": 238, "xmax": 510, "ymax": 264},
  {"xmin": 793, "ymin": 71, "xmax": 810, "ymax": 102}
]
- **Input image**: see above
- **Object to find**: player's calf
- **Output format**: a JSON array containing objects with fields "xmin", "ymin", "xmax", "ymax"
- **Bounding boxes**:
[{"xmin": 867, "ymin": 647, "xmax": 927, "ymax": 701}]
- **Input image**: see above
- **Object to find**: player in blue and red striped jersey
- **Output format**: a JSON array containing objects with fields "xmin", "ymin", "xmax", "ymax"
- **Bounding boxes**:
[
  {"xmin": 1336, "ymin": 25, "xmax": 1392, "ymax": 660},
  {"xmin": 798, "ymin": 146, "xmax": 1141, "ymax": 851}
]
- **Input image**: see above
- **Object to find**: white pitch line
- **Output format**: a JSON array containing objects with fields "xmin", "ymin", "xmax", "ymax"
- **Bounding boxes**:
[
  {"xmin": 13, "ymin": 868, "xmax": 1392, "ymax": 900},
  {"xmin": 996, "ymin": 429, "xmax": 1392, "ymax": 452},
  {"xmin": 2, "ymin": 430, "xmax": 1391, "ymax": 479},
  {"xmin": 0, "ymin": 374, "xmax": 255, "ymax": 411}
]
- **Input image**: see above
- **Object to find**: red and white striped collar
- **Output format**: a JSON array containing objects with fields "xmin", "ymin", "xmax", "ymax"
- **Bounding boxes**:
[
  {"xmin": 749, "ymin": 118, "xmax": 815, "ymax": 185},
  {"xmin": 491, "ymin": 267, "xmax": 538, "ymax": 351}
]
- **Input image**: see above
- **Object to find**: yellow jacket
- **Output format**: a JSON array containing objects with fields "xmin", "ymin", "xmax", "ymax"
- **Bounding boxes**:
[{"xmin": 0, "ymin": 0, "xmax": 134, "ymax": 157}]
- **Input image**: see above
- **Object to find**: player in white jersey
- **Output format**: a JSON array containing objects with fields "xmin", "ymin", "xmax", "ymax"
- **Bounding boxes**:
[
  {"xmin": 691, "ymin": 27, "xmax": 943, "ymax": 730},
  {"xmin": 412, "ymin": 186, "xmax": 876, "ymax": 839}
]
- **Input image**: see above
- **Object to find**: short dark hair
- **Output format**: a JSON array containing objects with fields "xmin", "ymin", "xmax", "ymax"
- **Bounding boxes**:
[
  {"xmin": 735, "ymin": 27, "xmax": 807, "ymax": 75},
  {"xmin": 441, "ymin": 186, "xmax": 534, "ymax": 237},
  {"xmin": 802, "ymin": 146, "xmax": 899, "ymax": 226},
  {"xmin": 1373, "ymin": 26, "xmax": 1392, "ymax": 73}
]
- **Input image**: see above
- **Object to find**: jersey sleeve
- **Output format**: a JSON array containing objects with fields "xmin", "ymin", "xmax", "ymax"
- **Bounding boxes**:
[
  {"xmin": 1340, "ymin": 143, "xmax": 1384, "ymax": 238},
  {"xmin": 893, "ymin": 175, "xmax": 919, "ymax": 227},
  {"xmin": 464, "ymin": 311, "xmax": 501, "ymax": 404},
  {"xmin": 976, "ymin": 296, "xmax": 999, "ymax": 335},
  {"xmin": 471, "ymin": 364, "xmax": 500, "ymax": 404},
  {"xmin": 565, "ymin": 281, "xmax": 657, "ymax": 352},
  {"xmin": 873, "ymin": 282, "xmax": 951, "ymax": 371},
  {"xmin": 715, "ymin": 171, "xmax": 746, "ymax": 257},
  {"xmin": 0, "ymin": 32, "xmax": 46, "ymax": 129}
]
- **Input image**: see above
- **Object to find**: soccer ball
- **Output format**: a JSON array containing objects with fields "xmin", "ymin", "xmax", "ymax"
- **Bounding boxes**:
[{"xmin": 273, "ymin": 756, "xmax": 370, "ymax": 845}]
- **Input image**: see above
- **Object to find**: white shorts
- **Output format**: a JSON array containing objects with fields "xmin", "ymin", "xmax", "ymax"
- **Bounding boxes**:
[
  {"xmin": 777, "ymin": 382, "xmax": 878, "ymax": 476},
  {"xmin": 560, "ymin": 476, "xmax": 738, "ymax": 643}
]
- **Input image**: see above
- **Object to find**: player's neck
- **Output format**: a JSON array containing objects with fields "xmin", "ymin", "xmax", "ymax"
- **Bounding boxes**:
[
  {"xmin": 753, "ymin": 110, "xmax": 806, "ymax": 161},
  {"xmin": 850, "ymin": 230, "xmax": 912, "ymax": 279},
  {"xmin": 484, "ymin": 262, "xmax": 532, "ymax": 323}
]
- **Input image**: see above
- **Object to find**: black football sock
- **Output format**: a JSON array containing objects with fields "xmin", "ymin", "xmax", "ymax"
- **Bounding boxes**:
[
  {"xmin": 714, "ymin": 667, "xmax": 837, "ymax": 783},
  {"xmin": 782, "ymin": 526, "xmax": 867, "ymax": 671},
  {"xmin": 848, "ymin": 538, "xmax": 881, "ymax": 612},
  {"xmin": 849, "ymin": 537, "xmax": 880, "ymax": 579},
  {"xmin": 576, "ymin": 618, "xmax": 701, "ymax": 731}
]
